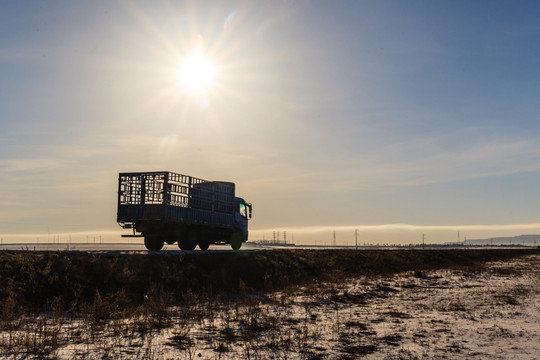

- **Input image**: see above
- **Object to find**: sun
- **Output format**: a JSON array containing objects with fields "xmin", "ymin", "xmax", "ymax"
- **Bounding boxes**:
[{"xmin": 178, "ymin": 52, "xmax": 215, "ymax": 94}]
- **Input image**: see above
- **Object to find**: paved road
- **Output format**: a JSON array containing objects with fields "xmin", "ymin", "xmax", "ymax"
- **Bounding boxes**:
[
  {"xmin": 0, "ymin": 242, "xmax": 260, "ymax": 254},
  {"xmin": 0, "ymin": 242, "xmax": 528, "ymax": 254}
]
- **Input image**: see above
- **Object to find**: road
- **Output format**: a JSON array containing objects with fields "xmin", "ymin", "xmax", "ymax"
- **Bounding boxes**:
[{"xmin": 0, "ymin": 242, "xmax": 532, "ymax": 254}]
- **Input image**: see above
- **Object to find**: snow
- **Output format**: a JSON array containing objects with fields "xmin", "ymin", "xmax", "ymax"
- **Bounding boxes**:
[{"xmin": 2, "ymin": 254, "xmax": 539, "ymax": 359}]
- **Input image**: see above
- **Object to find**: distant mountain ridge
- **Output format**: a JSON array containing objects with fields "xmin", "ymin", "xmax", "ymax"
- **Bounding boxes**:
[{"xmin": 464, "ymin": 234, "xmax": 540, "ymax": 246}]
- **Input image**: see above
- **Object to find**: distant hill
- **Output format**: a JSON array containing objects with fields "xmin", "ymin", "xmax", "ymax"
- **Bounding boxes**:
[{"xmin": 464, "ymin": 234, "xmax": 540, "ymax": 246}]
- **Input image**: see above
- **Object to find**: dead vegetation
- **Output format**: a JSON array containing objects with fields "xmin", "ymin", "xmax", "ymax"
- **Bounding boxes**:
[{"xmin": 0, "ymin": 248, "xmax": 538, "ymax": 359}]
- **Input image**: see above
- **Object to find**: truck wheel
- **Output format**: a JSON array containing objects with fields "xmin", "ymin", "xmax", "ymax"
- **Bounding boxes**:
[
  {"xmin": 229, "ymin": 231, "xmax": 243, "ymax": 250},
  {"xmin": 144, "ymin": 236, "xmax": 164, "ymax": 251},
  {"xmin": 164, "ymin": 238, "xmax": 176, "ymax": 245},
  {"xmin": 198, "ymin": 239, "xmax": 210, "ymax": 251},
  {"xmin": 178, "ymin": 229, "xmax": 197, "ymax": 251}
]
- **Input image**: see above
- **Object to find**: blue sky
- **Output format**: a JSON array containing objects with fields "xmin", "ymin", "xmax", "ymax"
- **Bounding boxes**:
[{"xmin": 2, "ymin": 1, "xmax": 540, "ymax": 244}]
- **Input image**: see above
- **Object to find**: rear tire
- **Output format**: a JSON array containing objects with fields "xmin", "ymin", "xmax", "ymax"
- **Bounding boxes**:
[
  {"xmin": 229, "ymin": 231, "xmax": 243, "ymax": 250},
  {"xmin": 144, "ymin": 236, "xmax": 164, "ymax": 251},
  {"xmin": 178, "ymin": 229, "xmax": 198, "ymax": 250},
  {"xmin": 198, "ymin": 239, "xmax": 210, "ymax": 251},
  {"xmin": 164, "ymin": 238, "xmax": 176, "ymax": 245}
]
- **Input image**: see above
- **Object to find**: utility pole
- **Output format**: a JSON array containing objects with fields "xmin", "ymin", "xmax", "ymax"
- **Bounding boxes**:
[
  {"xmin": 422, "ymin": 234, "xmax": 425, "ymax": 249},
  {"xmin": 333, "ymin": 231, "xmax": 336, "ymax": 247},
  {"xmin": 355, "ymin": 229, "xmax": 358, "ymax": 250}
]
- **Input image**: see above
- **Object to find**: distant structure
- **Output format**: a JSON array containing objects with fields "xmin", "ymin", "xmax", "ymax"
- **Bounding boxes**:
[
  {"xmin": 254, "ymin": 230, "xmax": 295, "ymax": 246},
  {"xmin": 464, "ymin": 234, "xmax": 540, "ymax": 246}
]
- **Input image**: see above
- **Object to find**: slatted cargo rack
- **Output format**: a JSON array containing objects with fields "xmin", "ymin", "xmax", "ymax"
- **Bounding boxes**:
[{"xmin": 117, "ymin": 171, "xmax": 235, "ymax": 226}]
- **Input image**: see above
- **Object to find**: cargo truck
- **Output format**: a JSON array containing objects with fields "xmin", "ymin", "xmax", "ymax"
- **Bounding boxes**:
[{"xmin": 117, "ymin": 171, "xmax": 252, "ymax": 251}]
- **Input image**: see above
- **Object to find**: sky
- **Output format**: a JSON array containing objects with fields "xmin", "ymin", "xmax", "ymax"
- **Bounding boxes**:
[{"xmin": 2, "ymin": 1, "xmax": 540, "ymax": 244}]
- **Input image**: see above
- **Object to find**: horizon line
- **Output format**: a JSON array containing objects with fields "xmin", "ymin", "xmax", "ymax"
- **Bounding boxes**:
[
  {"xmin": 4, "ymin": 222, "xmax": 540, "ymax": 238},
  {"xmin": 253, "ymin": 223, "xmax": 540, "ymax": 233}
]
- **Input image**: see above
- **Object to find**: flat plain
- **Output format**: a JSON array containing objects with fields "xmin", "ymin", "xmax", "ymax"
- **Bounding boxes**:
[{"xmin": 0, "ymin": 248, "xmax": 538, "ymax": 359}]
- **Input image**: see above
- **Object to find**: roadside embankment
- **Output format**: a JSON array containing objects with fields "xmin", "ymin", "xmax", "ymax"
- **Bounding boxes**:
[{"xmin": 0, "ymin": 248, "xmax": 536, "ymax": 317}]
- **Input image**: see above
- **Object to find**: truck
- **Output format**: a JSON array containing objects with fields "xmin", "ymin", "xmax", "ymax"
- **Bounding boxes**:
[{"xmin": 117, "ymin": 171, "xmax": 252, "ymax": 251}]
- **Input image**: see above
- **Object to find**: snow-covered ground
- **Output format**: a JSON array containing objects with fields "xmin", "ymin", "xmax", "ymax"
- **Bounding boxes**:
[{"xmin": 2, "ymin": 253, "xmax": 539, "ymax": 359}]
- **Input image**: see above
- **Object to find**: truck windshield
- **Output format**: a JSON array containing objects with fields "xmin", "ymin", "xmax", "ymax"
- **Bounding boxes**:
[{"xmin": 239, "ymin": 203, "xmax": 247, "ymax": 218}]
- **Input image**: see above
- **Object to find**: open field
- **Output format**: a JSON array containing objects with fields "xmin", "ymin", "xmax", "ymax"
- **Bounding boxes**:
[{"xmin": 0, "ymin": 248, "xmax": 538, "ymax": 359}]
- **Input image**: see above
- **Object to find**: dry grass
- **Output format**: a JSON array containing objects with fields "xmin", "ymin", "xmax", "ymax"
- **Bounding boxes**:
[
  {"xmin": 0, "ymin": 248, "xmax": 536, "ymax": 317},
  {"xmin": 0, "ymin": 248, "xmax": 537, "ymax": 358}
]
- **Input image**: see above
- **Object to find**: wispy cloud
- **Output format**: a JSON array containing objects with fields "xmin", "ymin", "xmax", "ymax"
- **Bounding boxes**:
[
  {"xmin": 301, "ymin": 133, "xmax": 540, "ymax": 191},
  {"xmin": 0, "ymin": 157, "xmax": 72, "ymax": 173},
  {"xmin": 257, "ymin": 223, "xmax": 540, "ymax": 234},
  {"xmin": 0, "ymin": 230, "xmax": 124, "ymax": 243}
]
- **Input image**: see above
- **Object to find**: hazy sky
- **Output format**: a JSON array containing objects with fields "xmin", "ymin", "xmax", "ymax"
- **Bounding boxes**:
[{"xmin": 2, "ymin": 1, "xmax": 540, "ymax": 244}]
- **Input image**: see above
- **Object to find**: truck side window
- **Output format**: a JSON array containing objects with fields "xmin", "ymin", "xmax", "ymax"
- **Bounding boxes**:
[{"xmin": 239, "ymin": 203, "xmax": 247, "ymax": 218}]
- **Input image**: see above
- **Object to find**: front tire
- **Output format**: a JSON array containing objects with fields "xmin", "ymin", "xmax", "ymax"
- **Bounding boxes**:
[
  {"xmin": 144, "ymin": 236, "xmax": 164, "ymax": 251},
  {"xmin": 229, "ymin": 231, "xmax": 243, "ymax": 250}
]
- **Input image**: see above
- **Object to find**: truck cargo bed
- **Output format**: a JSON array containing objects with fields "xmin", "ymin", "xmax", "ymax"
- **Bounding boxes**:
[{"xmin": 117, "ymin": 171, "xmax": 235, "ymax": 227}]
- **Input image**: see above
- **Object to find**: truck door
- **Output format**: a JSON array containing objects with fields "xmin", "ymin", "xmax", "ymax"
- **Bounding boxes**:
[{"xmin": 234, "ymin": 200, "xmax": 248, "ymax": 230}]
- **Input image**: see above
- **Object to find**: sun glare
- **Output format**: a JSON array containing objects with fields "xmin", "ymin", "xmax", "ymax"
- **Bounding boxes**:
[{"xmin": 178, "ymin": 53, "xmax": 215, "ymax": 94}]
